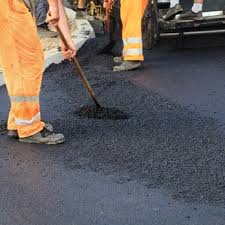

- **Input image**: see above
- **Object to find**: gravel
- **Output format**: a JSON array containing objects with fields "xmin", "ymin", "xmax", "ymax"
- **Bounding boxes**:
[
  {"xmin": 1, "ymin": 34, "xmax": 225, "ymax": 205},
  {"xmin": 44, "ymin": 35, "xmax": 225, "ymax": 204}
]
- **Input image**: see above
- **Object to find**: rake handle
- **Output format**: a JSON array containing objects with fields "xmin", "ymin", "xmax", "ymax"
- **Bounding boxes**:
[{"xmin": 56, "ymin": 25, "xmax": 101, "ymax": 108}]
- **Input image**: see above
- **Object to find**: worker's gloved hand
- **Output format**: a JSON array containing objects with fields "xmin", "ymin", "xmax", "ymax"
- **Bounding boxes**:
[
  {"xmin": 47, "ymin": 5, "xmax": 60, "ymax": 26},
  {"xmin": 61, "ymin": 40, "xmax": 77, "ymax": 60}
]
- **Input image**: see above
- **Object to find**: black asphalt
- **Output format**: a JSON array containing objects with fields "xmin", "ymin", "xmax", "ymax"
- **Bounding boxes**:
[{"xmin": 1, "ymin": 32, "xmax": 225, "ymax": 224}]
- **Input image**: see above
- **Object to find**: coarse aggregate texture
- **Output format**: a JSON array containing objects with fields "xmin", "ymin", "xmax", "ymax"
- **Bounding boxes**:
[
  {"xmin": 38, "ymin": 35, "xmax": 225, "ymax": 203},
  {"xmin": 1, "ymin": 33, "xmax": 225, "ymax": 208},
  {"xmin": 76, "ymin": 105, "xmax": 129, "ymax": 120},
  {"xmin": 0, "ymin": 120, "xmax": 6, "ymax": 136}
]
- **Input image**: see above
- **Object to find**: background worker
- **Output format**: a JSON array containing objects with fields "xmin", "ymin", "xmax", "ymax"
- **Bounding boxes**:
[
  {"xmin": 113, "ymin": 0, "xmax": 148, "ymax": 72},
  {"xmin": 35, "ymin": 0, "xmax": 49, "ymax": 27},
  {"xmin": 76, "ymin": 0, "xmax": 86, "ymax": 18},
  {"xmin": 35, "ymin": 0, "xmax": 58, "ymax": 38},
  {"xmin": 75, "ymin": 0, "xmax": 93, "ymax": 20},
  {"xmin": 164, "ymin": 0, "xmax": 204, "ymax": 20},
  {"xmin": 0, "ymin": 0, "xmax": 76, "ymax": 144}
]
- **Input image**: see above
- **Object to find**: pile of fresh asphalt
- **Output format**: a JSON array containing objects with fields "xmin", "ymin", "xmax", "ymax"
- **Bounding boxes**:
[
  {"xmin": 76, "ymin": 105, "xmax": 129, "ymax": 120},
  {"xmin": 1, "ymin": 33, "xmax": 225, "ymax": 205},
  {"xmin": 46, "ymin": 35, "xmax": 225, "ymax": 203}
]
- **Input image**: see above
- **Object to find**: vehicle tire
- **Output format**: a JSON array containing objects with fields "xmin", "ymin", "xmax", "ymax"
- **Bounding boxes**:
[{"xmin": 142, "ymin": 0, "xmax": 160, "ymax": 50}]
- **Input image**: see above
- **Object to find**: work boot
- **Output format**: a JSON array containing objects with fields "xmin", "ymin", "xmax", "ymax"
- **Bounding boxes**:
[
  {"xmin": 7, "ymin": 130, "xmax": 18, "ymax": 139},
  {"xmin": 178, "ymin": 10, "xmax": 203, "ymax": 20},
  {"xmin": 113, "ymin": 61, "xmax": 142, "ymax": 72},
  {"xmin": 113, "ymin": 56, "xmax": 123, "ymax": 64},
  {"xmin": 19, "ymin": 127, "xmax": 65, "ymax": 145},
  {"xmin": 7, "ymin": 123, "xmax": 54, "ymax": 140},
  {"xmin": 163, "ymin": 4, "xmax": 183, "ymax": 20}
]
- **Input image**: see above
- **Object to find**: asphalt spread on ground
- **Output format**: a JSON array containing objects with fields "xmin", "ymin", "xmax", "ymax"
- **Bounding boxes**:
[{"xmin": 1, "ymin": 34, "xmax": 225, "ymax": 208}]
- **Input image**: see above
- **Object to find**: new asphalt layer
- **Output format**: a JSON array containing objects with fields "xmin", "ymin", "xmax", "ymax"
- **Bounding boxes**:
[{"xmin": 0, "ymin": 32, "xmax": 225, "ymax": 224}]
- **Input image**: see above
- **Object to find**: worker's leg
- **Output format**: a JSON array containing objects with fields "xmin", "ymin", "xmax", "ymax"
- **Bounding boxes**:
[
  {"xmin": 170, "ymin": 0, "xmax": 203, "ymax": 8},
  {"xmin": 0, "ymin": 0, "xmax": 44, "ymax": 138},
  {"xmin": 179, "ymin": 0, "xmax": 204, "ymax": 20},
  {"xmin": 35, "ymin": 0, "xmax": 49, "ymax": 27},
  {"xmin": 78, "ymin": 0, "xmax": 86, "ymax": 9},
  {"xmin": 113, "ymin": 0, "xmax": 147, "ymax": 71},
  {"xmin": 163, "ymin": 0, "xmax": 183, "ymax": 20},
  {"xmin": 170, "ymin": 0, "xmax": 180, "ymax": 8},
  {"xmin": 76, "ymin": 0, "xmax": 93, "ymax": 20},
  {"xmin": 122, "ymin": 0, "xmax": 144, "ymax": 61},
  {"xmin": 192, "ymin": 0, "xmax": 204, "ymax": 13}
]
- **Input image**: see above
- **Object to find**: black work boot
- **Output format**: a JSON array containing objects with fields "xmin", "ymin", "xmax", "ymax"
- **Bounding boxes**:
[
  {"xmin": 7, "ymin": 130, "xmax": 18, "ymax": 139},
  {"xmin": 178, "ymin": 10, "xmax": 203, "ymax": 20},
  {"xmin": 163, "ymin": 4, "xmax": 183, "ymax": 21}
]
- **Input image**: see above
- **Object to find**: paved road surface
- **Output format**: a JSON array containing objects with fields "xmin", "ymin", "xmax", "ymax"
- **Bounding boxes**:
[{"xmin": 0, "ymin": 33, "xmax": 225, "ymax": 225}]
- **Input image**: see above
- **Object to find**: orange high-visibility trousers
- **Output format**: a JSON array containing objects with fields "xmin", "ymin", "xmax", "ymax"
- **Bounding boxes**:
[
  {"xmin": 0, "ymin": 0, "xmax": 45, "ymax": 138},
  {"xmin": 120, "ymin": 0, "xmax": 148, "ymax": 61}
]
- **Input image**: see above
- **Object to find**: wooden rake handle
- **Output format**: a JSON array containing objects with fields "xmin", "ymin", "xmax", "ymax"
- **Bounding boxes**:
[{"xmin": 56, "ymin": 25, "xmax": 101, "ymax": 108}]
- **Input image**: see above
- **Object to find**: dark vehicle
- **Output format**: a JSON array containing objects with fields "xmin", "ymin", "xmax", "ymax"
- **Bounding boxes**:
[{"xmin": 143, "ymin": 0, "xmax": 225, "ymax": 49}]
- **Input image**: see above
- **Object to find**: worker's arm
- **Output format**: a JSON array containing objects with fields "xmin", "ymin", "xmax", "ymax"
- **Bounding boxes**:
[
  {"xmin": 47, "ymin": 0, "xmax": 60, "ymax": 26},
  {"xmin": 57, "ymin": 0, "xmax": 76, "ymax": 59},
  {"xmin": 47, "ymin": 0, "xmax": 76, "ymax": 59}
]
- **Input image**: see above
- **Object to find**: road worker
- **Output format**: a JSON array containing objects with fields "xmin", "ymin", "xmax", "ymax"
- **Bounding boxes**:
[
  {"xmin": 164, "ymin": 0, "xmax": 204, "ymax": 20},
  {"xmin": 112, "ymin": 0, "xmax": 148, "ymax": 72},
  {"xmin": 0, "ymin": 0, "xmax": 76, "ymax": 144},
  {"xmin": 35, "ymin": 0, "xmax": 49, "ymax": 27},
  {"xmin": 72, "ymin": 0, "xmax": 93, "ymax": 20},
  {"xmin": 76, "ymin": 0, "xmax": 87, "ymax": 18}
]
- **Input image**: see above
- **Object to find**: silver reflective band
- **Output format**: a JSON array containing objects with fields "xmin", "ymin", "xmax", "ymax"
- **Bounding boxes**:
[
  {"xmin": 15, "ymin": 112, "xmax": 40, "ymax": 126},
  {"xmin": 123, "ymin": 37, "xmax": 142, "ymax": 45},
  {"xmin": 10, "ymin": 96, "xmax": 39, "ymax": 103},
  {"xmin": 123, "ymin": 48, "xmax": 143, "ymax": 57}
]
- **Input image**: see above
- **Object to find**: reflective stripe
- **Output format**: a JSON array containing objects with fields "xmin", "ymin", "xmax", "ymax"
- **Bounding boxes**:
[
  {"xmin": 123, "ymin": 48, "xmax": 143, "ymax": 57},
  {"xmin": 10, "ymin": 96, "xmax": 39, "ymax": 103},
  {"xmin": 15, "ymin": 112, "xmax": 40, "ymax": 126},
  {"xmin": 123, "ymin": 37, "xmax": 142, "ymax": 45}
]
